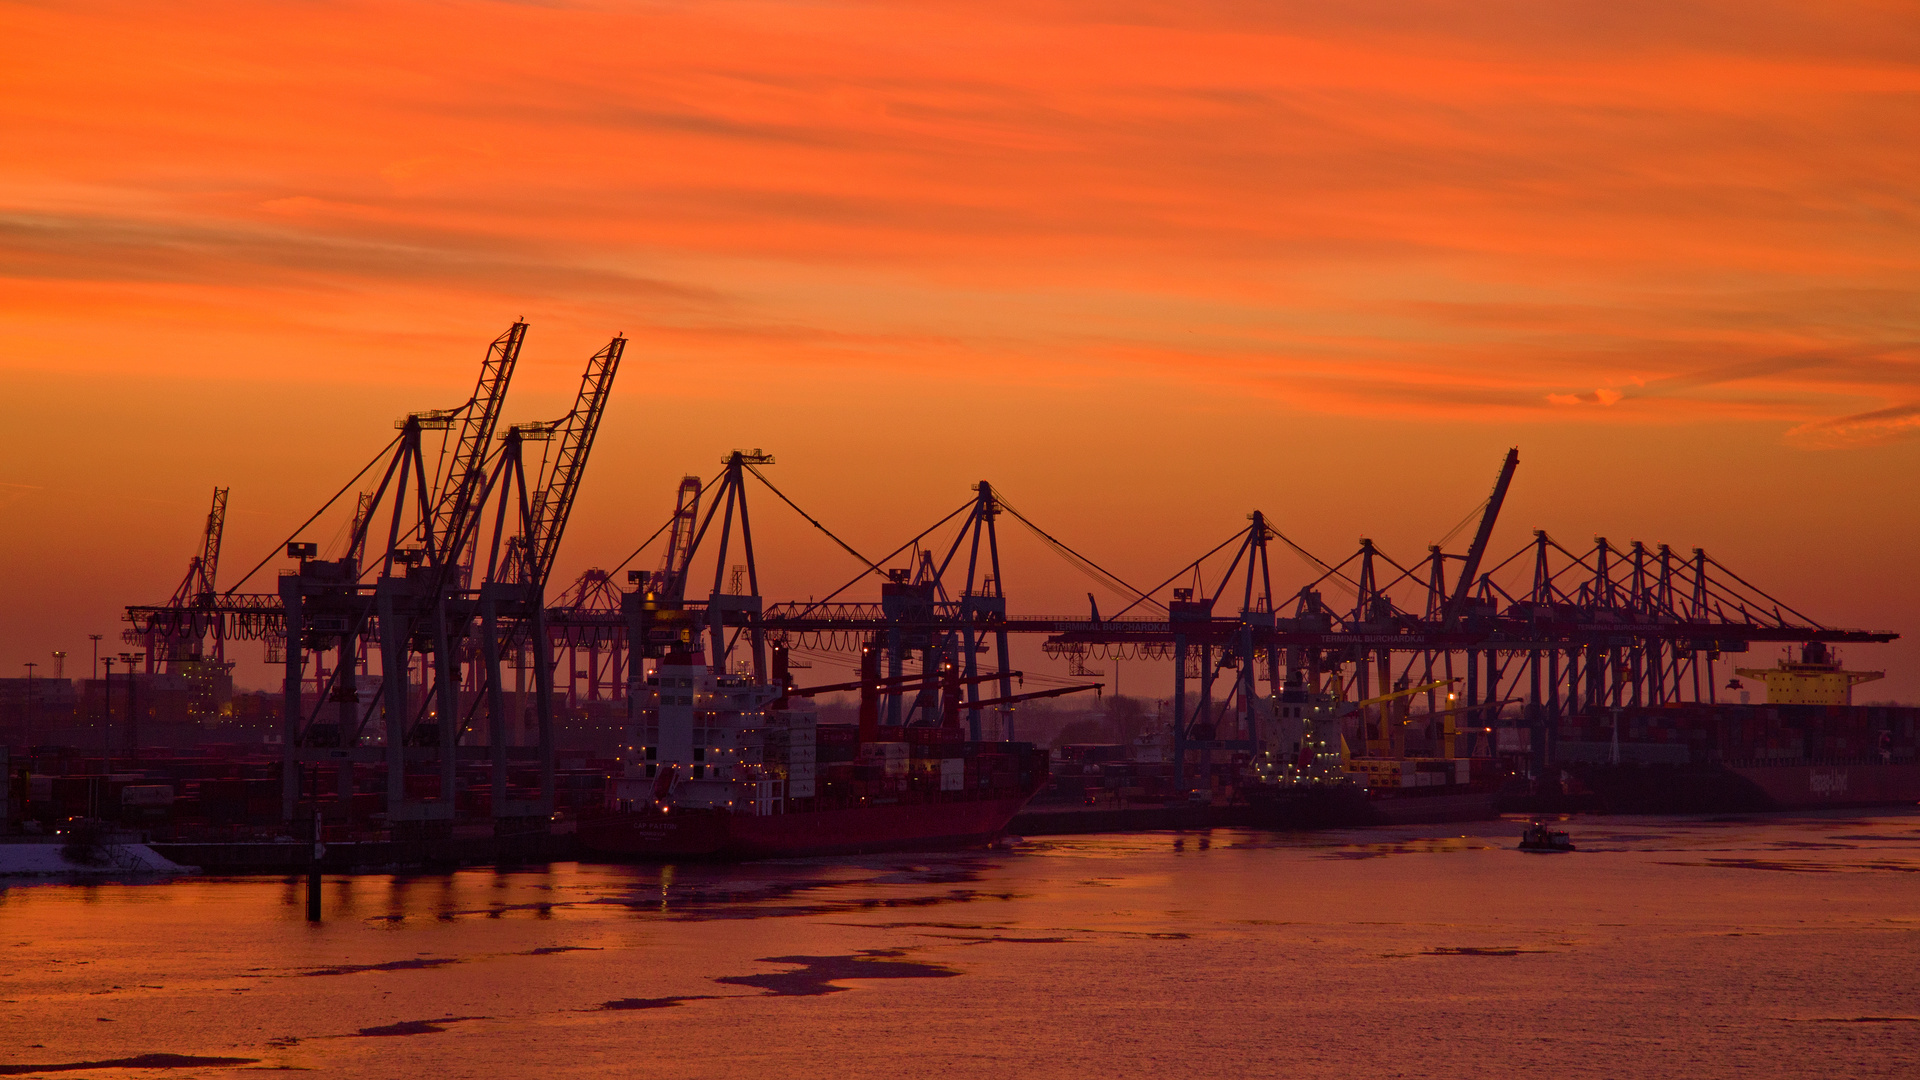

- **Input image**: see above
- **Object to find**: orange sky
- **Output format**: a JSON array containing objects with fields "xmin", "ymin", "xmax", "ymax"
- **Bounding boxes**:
[{"xmin": 2, "ymin": 0, "xmax": 1917, "ymax": 695}]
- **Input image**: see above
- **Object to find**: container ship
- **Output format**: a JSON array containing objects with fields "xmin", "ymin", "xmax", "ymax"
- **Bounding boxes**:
[
  {"xmin": 1553, "ymin": 643, "xmax": 1920, "ymax": 813},
  {"xmin": 576, "ymin": 648, "xmax": 1048, "ymax": 860},
  {"xmin": 1243, "ymin": 671, "xmax": 1502, "ymax": 827}
]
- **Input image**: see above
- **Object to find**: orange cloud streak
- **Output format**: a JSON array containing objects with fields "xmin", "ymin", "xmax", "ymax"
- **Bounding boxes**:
[{"xmin": 3, "ymin": 0, "xmax": 1918, "ymax": 431}]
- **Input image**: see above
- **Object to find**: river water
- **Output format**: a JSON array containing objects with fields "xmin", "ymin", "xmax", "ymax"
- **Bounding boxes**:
[{"xmin": 3, "ymin": 813, "xmax": 1917, "ymax": 1078}]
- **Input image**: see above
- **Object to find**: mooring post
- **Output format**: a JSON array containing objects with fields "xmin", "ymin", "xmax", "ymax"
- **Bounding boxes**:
[{"xmin": 306, "ymin": 809, "xmax": 324, "ymax": 922}]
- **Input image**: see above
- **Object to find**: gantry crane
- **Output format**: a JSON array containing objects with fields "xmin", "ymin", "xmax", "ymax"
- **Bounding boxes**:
[
  {"xmin": 126, "ymin": 486, "xmax": 230, "ymax": 672},
  {"xmin": 125, "ymin": 390, "xmax": 1902, "ymax": 821},
  {"xmin": 458, "ymin": 335, "xmax": 623, "ymax": 822}
]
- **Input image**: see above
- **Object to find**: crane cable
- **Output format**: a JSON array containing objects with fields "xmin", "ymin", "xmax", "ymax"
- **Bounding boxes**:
[
  {"xmin": 223, "ymin": 432, "xmax": 403, "ymax": 596},
  {"xmin": 744, "ymin": 463, "xmax": 887, "ymax": 580},
  {"xmin": 991, "ymin": 493, "xmax": 1165, "ymax": 614},
  {"xmin": 604, "ymin": 467, "xmax": 728, "ymax": 581}
]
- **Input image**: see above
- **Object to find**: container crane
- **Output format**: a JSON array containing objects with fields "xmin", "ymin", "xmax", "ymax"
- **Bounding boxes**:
[
  {"xmin": 129, "ymin": 486, "xmax": 229, "ymax": 670},
  {"xmin": 649, "ymin": 476, "xmax": 703, "ymax": 602},
  {"xmin": 465, "ymin": 335, "xmax": 624, "ymax": 821},
  {"xmin": 1441, "ymin": 447, "xmax": 1519, "ymax": 629},
  {"xmin": 268, "ymin": 322, "xmax": 530, "ymax": 824}
]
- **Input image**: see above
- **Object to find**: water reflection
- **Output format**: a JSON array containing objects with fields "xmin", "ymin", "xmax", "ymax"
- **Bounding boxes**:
[{"xmin": 2, "ymin": 813, "xmax": 1916, "ymax": 1078}]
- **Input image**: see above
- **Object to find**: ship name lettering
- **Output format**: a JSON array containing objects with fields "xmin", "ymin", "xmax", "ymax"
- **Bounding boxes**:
[{"xmin": 1810, "ymin": 771, "xmax": 1848, "ymax": 796}]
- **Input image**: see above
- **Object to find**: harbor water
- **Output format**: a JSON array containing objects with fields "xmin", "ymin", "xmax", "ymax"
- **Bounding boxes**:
[{"xmin": 3, "ymin": 813, "xmax": 1917, "ymax": 1078}]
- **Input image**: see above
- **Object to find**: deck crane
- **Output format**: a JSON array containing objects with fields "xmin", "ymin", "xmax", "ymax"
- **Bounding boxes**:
[
  {"xmin": 1346, "ymin": 676, "xmax": 1459, "ymax": 757},
  {"xmin": 1350, "ymin": 676, "xmax": 1459, "ymax": 712}
]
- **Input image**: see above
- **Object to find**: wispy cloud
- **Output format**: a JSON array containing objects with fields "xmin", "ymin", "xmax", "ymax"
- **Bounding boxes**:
[
  {"xmin": 1, "ymin": 0, "xmax": 1916, "ymax": 434},
  {"xmin": 1786, "ymin": 401, "xmax": 1920, "ymax": 448},
  {"xmin": 0, "ymin": 213, "xmax": 720, "ymax": 305}
]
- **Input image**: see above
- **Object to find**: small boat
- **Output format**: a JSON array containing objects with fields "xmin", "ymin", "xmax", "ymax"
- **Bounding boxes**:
[{"xmin": 1517, "ymin": 819, "xmax": 1576, "ymax": 852}]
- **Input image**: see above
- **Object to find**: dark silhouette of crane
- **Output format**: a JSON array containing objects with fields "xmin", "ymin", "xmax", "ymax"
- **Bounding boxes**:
[{"xmin": 128, "ymin": 486, "xmax": 230, "ymax": 671}]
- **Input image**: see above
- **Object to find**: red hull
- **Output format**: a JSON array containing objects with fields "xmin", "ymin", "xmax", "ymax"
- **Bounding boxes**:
[{"xmin": 577, "ymin": 793, "xmax": 1038, "ymax": 860}]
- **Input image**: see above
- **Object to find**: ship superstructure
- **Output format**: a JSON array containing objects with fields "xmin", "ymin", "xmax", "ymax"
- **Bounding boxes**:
[
  {"xmin": 613, "ymin": 654, "xmax": 799, "ymax": 815},
  {"xmin": 583, "ymin": 642, "xmax": 1048, "ymax": 858},
  {"xmin": 1246, "ymin": 669, "xmax": 1500, "ymax": 826},
  {"xmin": 1735, "ymin": 642, "xmax": 1884, "ymax": 706}
]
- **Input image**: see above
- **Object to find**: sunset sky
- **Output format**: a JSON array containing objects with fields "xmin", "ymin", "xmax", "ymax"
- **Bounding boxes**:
[{"xmin": 3, "ymin": 0, "xmax": 1917, "ymax": 696}]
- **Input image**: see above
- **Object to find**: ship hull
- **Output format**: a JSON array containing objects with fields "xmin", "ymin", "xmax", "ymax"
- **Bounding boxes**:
[
  {"xmin": 577, "ymin": 793, "xmax": 1038, "ymax": 861},
  {"xmin": 1566, "ymin": 761, "xmax": 1920, "ymax": 814},
  {"xmin": 1731, "ymin": 761, "xmax": 1920, "ymax": 809},
  {"xmin": 1366, "ymin": 789, "xmax": 1501, "ymax": 825}
]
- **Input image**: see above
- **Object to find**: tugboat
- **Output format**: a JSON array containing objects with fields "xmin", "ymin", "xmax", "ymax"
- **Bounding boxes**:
[{"xmin": 1517, "ymin": 819, "xmax": 1575, "ymax": 852}]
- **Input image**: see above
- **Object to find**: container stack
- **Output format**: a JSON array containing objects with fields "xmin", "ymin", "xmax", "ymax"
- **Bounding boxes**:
[
  {"xmin": 764, "ymin": 709, "xmax": 817, "ymax": 798},
  {"xmin": 859, "ymin": 740, "xmax": 909, "ymax": 779},
  {"xmin": 906, "ymin": 727, "xmax": 966, "ymax": 792}
]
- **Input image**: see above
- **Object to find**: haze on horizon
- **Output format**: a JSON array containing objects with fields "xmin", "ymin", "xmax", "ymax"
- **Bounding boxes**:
[{"xmin": 2, "ymin": 0, "xmax": 1916, "ymax": 696}]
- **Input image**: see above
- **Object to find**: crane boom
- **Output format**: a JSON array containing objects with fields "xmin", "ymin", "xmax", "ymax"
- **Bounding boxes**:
[
  {"xmin": 196, "ymin": 486, "xmax": 227, "ymax": 601},
  {"xmin": 1351, "ymin": 677, "xmax": 1456, "ymax": 710},
  {"xmin": 967, "ymin": 683, "xmax": 1102, "ymax": 710},
  {"xmin": 522, "ymin": 336, "xmax": 624, "ymax": 590},
  {"xmin": 431, "ymin": 321, "xmax": 525, "ymax": 566},
  {"xmin": 656, "ymin": 476, "xmax": 702, "ymax": 600},
  {"xmin": 147, "ymin": 485, "xmax": 230, "ymax": 665},
  {"xmin": 168, "ymin": 486, "xmax": 228, "ymax": 607},
  {"xmin": 1442, "ymin": 447, "xmax": 1519, "ymax": 628}
]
